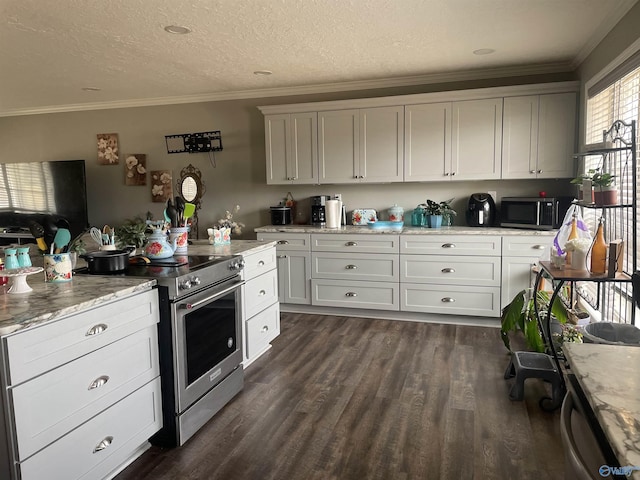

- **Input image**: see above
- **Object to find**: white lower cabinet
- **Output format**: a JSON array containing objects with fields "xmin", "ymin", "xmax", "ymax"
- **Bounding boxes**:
[
  {"xmin": 311, "ymin": 279, "xmax": 399, "ymax": 310},
  {"xmin": 256, "ymin": 233, "xmax": 311, "ymax": 305},
  {"xmin": 501, "ymin": 235, "xmax": 551, "ymax": 308},
  {"xmin": 0, "ymin": 288, "xmax": 161, "ymax": 480},
  {"xmin": 242, "ymin": 246, "xmax": 281, "ymax": 366},
  {"xmin": 401, "ymin": 284, "xmax": 501, "ymax": 316}
]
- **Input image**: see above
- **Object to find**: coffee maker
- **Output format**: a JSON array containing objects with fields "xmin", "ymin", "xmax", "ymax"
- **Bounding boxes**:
[{"xmin": 311, "ymin": 195, "xmax": 331, "ymax": 225}]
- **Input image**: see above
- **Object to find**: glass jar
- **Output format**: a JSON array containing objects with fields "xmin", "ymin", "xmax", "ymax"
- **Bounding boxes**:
[
  {"xmin": 17, "ymin": 247, "xmax": 32, "ymax": 267},
  {"xmin": 411, "ymin": 207, "xmax": 426, "ymax": 227},
  {"xmin": 4, "ymin": 248, "xmax": 19, "ymax": 270}
]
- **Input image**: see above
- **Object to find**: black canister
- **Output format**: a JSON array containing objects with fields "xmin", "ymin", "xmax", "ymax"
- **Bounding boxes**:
[{"xmin": 270, "ymin": 206, "xmax": 292, "ymax": 225}]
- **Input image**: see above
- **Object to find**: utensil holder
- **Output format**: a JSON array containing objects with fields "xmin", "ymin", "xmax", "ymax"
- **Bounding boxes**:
[
  {"xmin": 170, "ymin": 226, "xmax": 189, "ymax": 253},
  {"xmin": 43, "ymin": 253, "xmax": 73, "ymax": 283}
]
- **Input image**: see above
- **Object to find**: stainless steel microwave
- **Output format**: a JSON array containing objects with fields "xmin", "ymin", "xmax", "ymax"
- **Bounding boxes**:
[{"xmin": 500, "ymin": 196, "xmax": 573, "ymax": 230}]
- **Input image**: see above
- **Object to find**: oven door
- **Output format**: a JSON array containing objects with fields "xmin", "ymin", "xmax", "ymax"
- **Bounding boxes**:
[{"xmin": 171, "ymin": 277, "xmax": 244, "ymax": 413}]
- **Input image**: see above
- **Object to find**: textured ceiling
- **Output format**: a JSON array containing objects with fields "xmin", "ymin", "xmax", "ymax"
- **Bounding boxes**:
[{"xmin": 0, "ymin": 0, "xmax": 637, "ymax": 116}]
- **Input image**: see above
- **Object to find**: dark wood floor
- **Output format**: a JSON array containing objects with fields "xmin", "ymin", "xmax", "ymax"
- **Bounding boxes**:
[{"xmin": 116, "ymin": 313, "xmax": 564, "ymax": 480}]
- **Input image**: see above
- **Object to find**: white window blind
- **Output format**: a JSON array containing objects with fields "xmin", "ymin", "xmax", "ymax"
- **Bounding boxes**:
[
  {"xmin": 0, "ymin": 163, "xmax": 57, "ymax": 214},
  {"xmin": 581, "ymin": 63, "xmax": 640, "ymax": 324}
]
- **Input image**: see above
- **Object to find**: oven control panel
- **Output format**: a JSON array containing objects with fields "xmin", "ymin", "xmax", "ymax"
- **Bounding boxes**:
[
  {"xmin": 229, "ymin": 259, "xmax": 245, "ymax": 271},
  {"xmin": 179, "ymin": 276, "xmax": 201, "ymax": 291}
]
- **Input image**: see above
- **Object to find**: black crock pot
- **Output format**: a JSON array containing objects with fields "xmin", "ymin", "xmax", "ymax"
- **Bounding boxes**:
[
  {"xmin": 270, "ymin": 206, "xmax": 292, "ymax": 225},
  {"xmin": 80, "ymin": 247, "xmax": 135, "ymax": 274}
]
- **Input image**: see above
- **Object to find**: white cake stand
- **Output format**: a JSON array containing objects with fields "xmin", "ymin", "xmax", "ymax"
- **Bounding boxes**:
[{"xmin": 0, "ymin": 267, "xmax": 44, "ymax": 294}]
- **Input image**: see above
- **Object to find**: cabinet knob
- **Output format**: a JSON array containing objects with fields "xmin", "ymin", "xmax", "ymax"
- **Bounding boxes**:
[
  {"xmin": 537, "ymin": 169, "xmax": 543, "ymax": 174},
  {"xmin": 93, "ymin": 436, "xmax": 113, "ymax": 453},
  {"xmin": 258, "ymin": 260, "xmax": 265, "ymax": 266},
  {"xmin": 345, "ymin": 241, "xmax": 358, "ymax": 246},
  {"xmin": 451, "ymin": 172, "xmax": 456, "ymax": 176},
  {"xmin": 441, "ymin": 268, "xmax": 455, "ymax": 273},
  {"xmin": 277, "ymin": 254, "xmax": 287, "ymax": 259},
  {"xmin": 345, "ymin": 264, "xmax": 358, "ymax": 270},
  {"xmin": 259, "ymin": 290, "xmax": 266, "ymax": 296},
  {"xmin": 441, "ymin": 297, "xmax": 455, "ymax": 303},
  {"xmin": 277, "ymin": 240, "xmax": 289, "ymax": 245},
  {"xmin": 444, "ymin": 172, "xmax": 450, "ymax": 176},
  {"xmin": 530, "ymin": 170, "xmax": 536, "ymax": 174},
  {"xmin": 86, "ymin": 324, "xmax": 108, "ymax": 336},
  {"xmin": 441, "ymin": 243, "xmax": 456, "ymax": 248},
  {"xmin": 261, "ymin": 325, "xmax": 269, "ymax": 333},
  {"xmin": 88, "ymin": 375, "xmax": 110, "ymax": 390},
  {"xmin": 345, "ymin": 292, "xmax": 358, "ymax": 297},
  {"xmin": 533, "ymin": 245, "xmax": 545, "ymax": 250}
]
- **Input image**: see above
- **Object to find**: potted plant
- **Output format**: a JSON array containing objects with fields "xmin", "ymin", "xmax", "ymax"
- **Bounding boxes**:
[
  {"xmin": 424, "ymin": 198, "xmax": 456, "ymax": 228},
  {"xmin": 501, "ymin": 288, "xmax": 569, "ymax": 353},
  {"xmin": 572, "ymin": 168, "xmax": 617, "ymax": 206},
  {"xmin": 115, "ymin": 216, "xmax": 151, "ymax": 252}
]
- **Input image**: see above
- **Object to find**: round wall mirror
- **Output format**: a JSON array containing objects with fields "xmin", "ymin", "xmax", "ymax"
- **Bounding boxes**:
[{"xmin": 176, "ymin": 164, "xmax": 205, "ymax": 238}]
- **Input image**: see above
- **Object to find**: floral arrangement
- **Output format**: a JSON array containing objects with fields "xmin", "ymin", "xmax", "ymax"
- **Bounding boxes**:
[
  {"xmin": 564, "ymin": 237, "xmax": 591, "ymax": 253},
  {"xmin": 553, "ymin": 323, "xmax": 583, "ymax": 355},
  {"xmin": 216, "ymin": 205, "xmax": 245, "ymax": 235}
]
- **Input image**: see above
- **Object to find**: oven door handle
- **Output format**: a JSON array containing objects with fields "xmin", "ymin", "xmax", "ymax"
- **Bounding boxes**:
[{"xmin": 178, "ymin": 281, "xmax": 243, "ymax": 310}]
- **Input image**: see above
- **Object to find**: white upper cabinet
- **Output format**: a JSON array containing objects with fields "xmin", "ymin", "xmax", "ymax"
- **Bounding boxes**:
[
  {"xmin": 502, "ymin": 92, "xmax": 576, "ymax": 179},
  {"xmin": 451, "ymin": 98, "xmax": 503, "ymax": 180},
  {"xmin": 404, "ymin": 102, "xmax": 451, "ymax": 182},
  {"xmin": 265, "ymin": 112, "xmax": 318, "ymax": 184},
  {"xmin": 319, "ymin": 106, "xmax": 403, "ymax": 183}
]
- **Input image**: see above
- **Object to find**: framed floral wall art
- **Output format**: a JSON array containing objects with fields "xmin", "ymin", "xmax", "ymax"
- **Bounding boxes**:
[
  {"xmin": 125, "ymin": 154, "xmax": 147, "ymax": 185},
  {"xmin": 97, "ymin": 133, "xmax": 119, "ymax": 165},
  {"xmin": 151, "ymin": 170, "xmax": 172, "ymax": 202}
]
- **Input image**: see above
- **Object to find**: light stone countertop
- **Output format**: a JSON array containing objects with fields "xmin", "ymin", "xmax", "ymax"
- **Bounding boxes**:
[
  {"xmin": 254, "ymin": 224, "xmax": 556, "ymax": 236},
  {"xmin": 563, "ymin": 343, "xmax": 640, "ymax": 468},
  {"xmin": 0, "ymin": 240, "xmax": 273, "ymax": 338}
]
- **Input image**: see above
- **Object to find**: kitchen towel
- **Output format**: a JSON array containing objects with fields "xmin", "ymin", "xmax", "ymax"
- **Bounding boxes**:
[{"xmin": 326, "ymin": 200, "xmax": 342, "ymax": 229}]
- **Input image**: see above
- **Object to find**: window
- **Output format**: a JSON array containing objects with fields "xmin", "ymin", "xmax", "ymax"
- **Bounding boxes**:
[{"xmin": 580, "ymin": 62, "xmax": 640, "ymax": 324}]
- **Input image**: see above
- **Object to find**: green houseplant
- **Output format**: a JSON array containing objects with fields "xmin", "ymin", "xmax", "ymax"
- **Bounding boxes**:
[
  {"xmin": 501, "ymin": 288, "xmax": 569, "ymax": 353},
  {"xmin": 115, "ymin": 216, "xmax": 151, "ymax": 250},
  {"xmin": 571, "ymin": 168, "xmax": 617, "ymax": 205},
  {"xmin": 424, "ymin": 198, "xmax": 456, "ymax": 228}
]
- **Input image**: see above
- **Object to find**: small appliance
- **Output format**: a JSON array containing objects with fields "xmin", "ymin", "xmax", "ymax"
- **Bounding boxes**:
[
  {"xmin": 500, "ymin": 196, "xmax": 573, "ymax": 230},
  {"xmin": 311, "ymin": 195, "xmax": 331, "ymax": 225},
  {"xmin": 466, "ymin": 193, "xmax": 497, "ymax": 227},
  {"xmin": 270, "ymin": 206, "xmax": 292, "ymax": 225}
]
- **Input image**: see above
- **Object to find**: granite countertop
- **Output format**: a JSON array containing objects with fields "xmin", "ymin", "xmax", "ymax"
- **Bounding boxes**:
[
  {"xmin": 564, "ymin": 343, "xmax": 640, "ymax": 468},
  {"xmin": 0, "ymin": 240, "xmax": 273, "ymax": 338},
  {"xmin": 254, "ymin": 224, "xmax": 556, "ymax": 236},
  {"xmin": 0, "ymin": 276, "xmax": 156, "ymax": 337}
]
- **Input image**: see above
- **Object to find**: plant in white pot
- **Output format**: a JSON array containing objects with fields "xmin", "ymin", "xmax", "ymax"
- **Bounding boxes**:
[{"xmin": 572, "ymin": 168, "xmax": 617, "ymax": 206}]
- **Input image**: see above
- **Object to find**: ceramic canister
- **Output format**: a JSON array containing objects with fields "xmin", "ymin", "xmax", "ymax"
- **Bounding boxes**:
[{"xmin": 388, "ymin": 204, "xmax": 404, "ymax": 222}]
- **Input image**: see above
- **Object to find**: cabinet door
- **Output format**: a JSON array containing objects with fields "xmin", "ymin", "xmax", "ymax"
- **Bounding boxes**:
[
  {"xmin": 537, "ymin": 92, "xmax": 577, "ymax": 179},
  {"xmin": 359, "ymin": 106, "xmax": 404, "ymax": 182},
  {"xmin": 501, "ymin": 96, "xmax": 539, "ymax": 179},
  {"xmin": 404, "ymin": 103, "xmax": 451, "ymax": 182},
  {"xmin": 276, "ymin": 251, "xmax": 311, "ymax": 304},
  {"xmin": 501, "ymin": 257, "xmax": 539, "ymax": 308},
  {"xmin": 318, "ymin": 109, "xmax": 359, "ymax": 183},
  {"xmin": 451, "ymin": 98, "xmax": 503, "ymax": 180},
  {"xmin": 265, "ymin": 113, "xmax": 317, "ymax": 184}
]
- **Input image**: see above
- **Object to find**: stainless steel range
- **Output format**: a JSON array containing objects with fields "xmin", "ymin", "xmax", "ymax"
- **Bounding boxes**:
[{"xmin": 80, "ymin": 254, "xmax": 245, "ymax": 446}]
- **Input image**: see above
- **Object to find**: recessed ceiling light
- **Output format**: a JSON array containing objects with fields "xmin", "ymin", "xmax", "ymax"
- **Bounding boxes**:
[
  {"xmin": 164, "ymin": 25, "xmax": 191, "ymax": 35},
  {"xmin": 81, "ymin": 87, "xmax": 101, "ymax": 92},
  {"xmin": 473, "ymin": 48, "xmax": 496, "ymax": 56},
  {"xmin": 253, "ymin": 70, "xmax": 273, "ymax": 76}
]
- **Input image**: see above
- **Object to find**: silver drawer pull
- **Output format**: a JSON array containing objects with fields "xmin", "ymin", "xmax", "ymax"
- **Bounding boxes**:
[
  {"xmin": 277, "ymin": 254, "xmax": 287, "ymax": 259},
  {"xmin": 261, "ymin": 325, "xmax": 269, "ymax": 333},
  {"xmin": 277, "ymin": 240, "xmax": 289, "ymax": 245},
  {"xmin": 88, "ymin": 375, "xmax": 110, "ymax": 390},
  {"xmin": 345, "ymin": 264, "xmax": 358, "ymax": 270},
  {"xmin": 86, "ymin": 324, "xmax": 108, "ymax": 336},
  {"xmin": 93, "ymin": 436, "xmax": 113, "ymax": 453},
  {"xmin": 441, "ymin": 268, "xmax": 455, "ymax": 273},
  {"xmin": 345, "ymin": 292, "xmax": 358, "ymax": 297},
  {"xmin": 441, "ymin": 297, "xmax": 455, "ymax": 303},
  {"xmin": 532, "ymin": 245, "xmax": 545, "ymax": 250},
  {"xmin": 259, "ymin": 290, "xmax": 266, "ymax": 296},
  {"xmin": 345, "ymin": 241, "xmax": 358, "ymax": 246},
  {"xmin": 441, "ymin": 243, "xmax": 455, "ymax": 248},
  {"xmin": 258, "ymin": 260, "xmax": 265, "ymax": 266}
]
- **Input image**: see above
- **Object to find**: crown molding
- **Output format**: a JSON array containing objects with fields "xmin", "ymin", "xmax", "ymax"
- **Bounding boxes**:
[{"xmin": 0, "ymin": 62, "xmax": 573, "ymax": 118}]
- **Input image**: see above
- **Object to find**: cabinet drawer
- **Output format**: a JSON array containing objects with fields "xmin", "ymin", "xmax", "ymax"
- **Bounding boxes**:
[
  {"xmin": 311, "ymin": 279, "xmax": 399, "ymax": 311},
  {"xmin": 400, "ymin": 235, "xmax": 501, "ymax": 256},
  {"xmin": 400, "ymin": 254, "xmax": 500, "ymax": 285},
  {"xmin": 11, "ymin": 326, "xmax": 159, "ymax": 461},
  {"xmin": 502, "ymin": 236, "xmax": 551, "ymax": 258},
  {"xmin": 4, "ymin": 289, "xmax": 159, "ymax": 385},
  {"xmin": 312, "ymin": 234, "xmax": 399, "ymax": 253},
  {"xmin": 246, "ymin": 302, "xmax": 280, "ymax": 360},
  {"xmin": 19, "ymin": 377, "xmax": 162, "ymax": 480},
  {"xmin": 243, "ymin": 268, "xmax": 278, "ymax": 319},
  {"xmin": 400, "ymin": 284, "xmax": 500, "ymax": 317},
  {"xmin": 256, "ymin": 233, "xmax": 310, "ymax": 251},
  {"xmin": 243, "ymin": 247, "xmax": 277, "ymax": 280},
  {"xmin": 312, "ymin": 252, "xmax": 399, "ymax": 282}
]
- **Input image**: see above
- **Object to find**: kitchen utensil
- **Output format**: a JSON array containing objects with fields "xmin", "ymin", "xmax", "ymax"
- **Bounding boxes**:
[
  {"xmin": 90, "ymin": 227, "xmax": 104, "ymax": 247},
  {"xmin": 182, "ymin": 202, "xmax": 195, "ymax": 226},
  {"xmin": 42, "ymin": 215, "xmax": 59, "ymax": 251},
  {"xmin": 27, "ymin": 221, "xmax": 48, "ymax": 251},
  {"xmin": 80, "ymin": 247, "xmax": 135, "ymax": 274},
  {"xmin": 53, "ymin": 228, "xmax": 71, "ymax": 254},
  {"xmin": 164, "ymin": 209, "xmax": 171, "ymax": 224},
  {"xmin": 175, "ymin": 196, "xmax": 185, "ymax": 225},
  {"xmin": 166, "ymin": 199, "xmax": 178, "ymax": 228}
]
